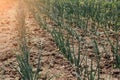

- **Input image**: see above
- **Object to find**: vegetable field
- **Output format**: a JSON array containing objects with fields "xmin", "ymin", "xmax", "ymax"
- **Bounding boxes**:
[
  {"xmin": 0, "ymin": 0, "xmax": 119, "ymax": 80},
  {"xmin": 23, "ymin": 0, "xmax": 120, "ymax": 80}
]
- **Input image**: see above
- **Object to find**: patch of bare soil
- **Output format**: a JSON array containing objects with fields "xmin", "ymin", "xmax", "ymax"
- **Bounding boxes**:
[{"xmin": 0, "ymin": 0, "xmax": 18, "ymax": 61}]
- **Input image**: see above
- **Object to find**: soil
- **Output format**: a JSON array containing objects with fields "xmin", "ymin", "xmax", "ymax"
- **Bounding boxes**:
[
  {"xmin": 0, "ymin": 0, "xmax": 120, "ymax": 80},
  {"xmin": 0, "ymin": 0, "xmax": 17, "ymax": 59}
]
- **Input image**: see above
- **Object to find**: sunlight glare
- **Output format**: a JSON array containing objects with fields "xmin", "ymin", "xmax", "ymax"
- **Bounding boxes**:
[{"xmin": 0, "ymin": 0, "xmax": 15, "ymax": 12}]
